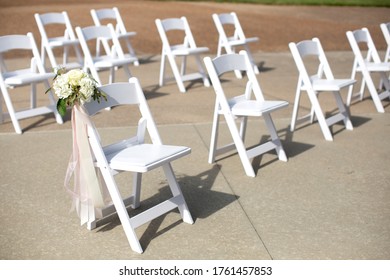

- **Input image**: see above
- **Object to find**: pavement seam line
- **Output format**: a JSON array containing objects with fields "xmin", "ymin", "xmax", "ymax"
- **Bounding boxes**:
[{"xmin": 192, "ymin": 124, "xmax": 274, "ymax": 260}]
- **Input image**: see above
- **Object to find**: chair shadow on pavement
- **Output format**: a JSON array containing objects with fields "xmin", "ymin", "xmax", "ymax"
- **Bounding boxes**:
[{"xmin": 95, "ymin": 164, "xmax": 238, "ymax": 251}]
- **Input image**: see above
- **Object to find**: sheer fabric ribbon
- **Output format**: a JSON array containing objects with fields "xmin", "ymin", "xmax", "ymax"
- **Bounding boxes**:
[{"xmin": 64, "ymin": 104, "xmax": 110, "ymax": 226}]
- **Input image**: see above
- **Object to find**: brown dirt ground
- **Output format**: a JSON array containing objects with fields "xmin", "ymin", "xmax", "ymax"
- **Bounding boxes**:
[{"xmin": 0, "ymin": 0, "xmax": 389, "ymax": 55}]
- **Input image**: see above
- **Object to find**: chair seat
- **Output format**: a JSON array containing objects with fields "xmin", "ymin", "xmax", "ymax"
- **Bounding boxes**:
[
  {"xmin": 94, "ymin": 56, "xmax": 137, "ymax": 68},
  {"xmin": 227, "ymin": 36, "xmax": 259, "ymax": 47},
  {"xmin": 4, "ymin": 71, "xmax": 54, "ymax": 86},
  {"xmin": 106, "ymin": 143, "xmax": 191, "ymax": 173},
  {"xmin": 117, "ymin": 32, "xmax": 136, "ymax": 40},
  {"xmin": 312, "ymin": 79, "xmax": 356, "ymax": 91},
  {"xmin": 172, "ymin": 46, "xmax": 209, "ymax": 56},
  {"xmin": 230, "ymin": 98, "xmax": 289, "ymax": 117},
  {"xmin": 48, "ymin": 37, "xmax": 80, "ymax": 47},
  {"xmin": 364, "ymin": 62, "xmax": 390, "ymax": 72}
]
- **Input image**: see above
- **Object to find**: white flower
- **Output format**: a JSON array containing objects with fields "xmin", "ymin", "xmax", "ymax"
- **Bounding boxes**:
[
  {"xmin": 49, "ymin": 68, "xmax": 106, "ymax": 116},
  {"xmin": 79, "ymin": 76, "xmax": 96, "ymax": 104},
  {"xmin": 67, "ymin": 69, "xmax": 86, "ymax": 87},
  {"xmin": 52, "ymin": 74, "xmax": 72, "ymax": 99}
]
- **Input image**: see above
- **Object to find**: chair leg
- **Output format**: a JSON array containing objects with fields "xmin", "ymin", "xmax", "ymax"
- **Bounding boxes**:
[
  {"xmin": 0, "ymin": 93, "xmax": 3, "ymax": 123},
  {"xmin": 195, "ymin": 55, "xmax": 210, "ymax": 87},
  {"xmin": 167, "ymin": 54, "xmax": 186, "ymax": 93},
  {"xmin": 263, "ymin": 114, "xmax": 288, "ymax": 162},
  {"xmin": 132, "ymin": 172, "xmax": 142, "ymax": 209},
  {"xmin": 122, "ymin": 65, "xmax": 132, "ymax": 79},
  {"xmin": 307, "ymin": 90, "xmax": 334, "ymax": 141},
  {"xmin": 31, "ymin": 83, "xmax": 37, "ymax": 109},
  {"xmin": 363, "ymin": 71, "xmax": 385, "ymax": 113},
  {"xmin": 0, "ymin": 86, "xmax": 22, "ymax": 134},
  {"xmin": 44, "ymin": 80, "xmax": 64, "ymax": 124},
  {"xmin": 46, "ymin": 46, "xmax": 59, "ymax": 70},
  {"xmin": 347, "ymin": 61, "xmax": 358, "ymax": 106},
  {"xmin": 225, "ymin": 112, "xmax": 256, "ymax": 177},
  {"xmin": 159, "ymin": 52, "xmax": 166, "ymax": 86},
  {"xmin": 290, "ymin": 80, "xmax": 303, "ymax": 132},
  {"xmin": 100, "ymin": 167, "xmax": 144, "ymax": 253},
  {"xmin": 333, "ymin": 90, "xmax": 353, "ymax": 131},
  {"xmin": 208, "ymin": 102, "xmax": 220, "ymax": 164},
  {"xmin": 163, "ymin": 163, "xmax": 193, "ymax": 224},
  {"xmin": 244, "ymin": 46, "xmax": 259, "ymax": 74}
]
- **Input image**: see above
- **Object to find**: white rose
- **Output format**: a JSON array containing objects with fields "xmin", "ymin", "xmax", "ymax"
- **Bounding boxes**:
[{"xmin": 67, "ymin": 69, "xmax": 85, "ymax": 87}]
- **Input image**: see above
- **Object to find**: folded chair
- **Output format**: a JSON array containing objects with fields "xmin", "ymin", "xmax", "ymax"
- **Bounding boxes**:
[
  {"xmin": 75, "ymin": 24, "xmax": 136, "ymax": 85},
  {"xmin": 155, "ymin": 17, "xmax": 210, "ymax": 93},
  {"xmin": 204, "ymin": 51, "xmax": 288, "ymax": 177},
  {"xmin": 34, "ymin": 11, "xmax": 83, "ymax": 71},
  {"xmin": 82, "ymin": 77, "xmax": 193, "ymax": 253},
  {"xmin": 90, "ymin": 7, "xmax": 139, "ymax": 66},
  {"xmin": 289, "ymin": 38, "xmax": 354, "ymax": 141},
  {"xmin": 212, "ymin": 12, "xmax": 259, "ymax": 77},
  {"xmin": 346, "ymin": 28, "xmax": 390, "ymax": 113},
  {"xmin": 0, "ymin": 33, "xmax": 63, "ymax": 134}
]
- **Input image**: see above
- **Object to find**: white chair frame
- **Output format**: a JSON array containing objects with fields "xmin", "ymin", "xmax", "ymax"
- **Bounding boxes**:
[
  {"xmin": 380, "ymin": 22, "xmax": 390, "ymax": 89},
  {"xmin": 212, "ymin": 12, "xmax": 259, "ymax": 77},
  {"xmin": 90, "ymin": 7, "xmax": 139, "ymax": 66},
  {"xmin": 34, "ymin": 11, "xmax": 83, "ymax": 71},
  {"xmin": 82, "ymin": 77, "xmax": 193, "ymax": 253},
  {"xmin": 289, "ymin": 38, "xmax": 354, "ymax": 141},
  {"xmin": 155, "ymin": 16, "xmax": 210, "ymax": 93},
  {"xmin": 346, "ymin": 28, "xmax": 390, "ymax": 113},
  {"xmin": 380, "ymin": 22, "xmax": 390, "ymax": 63},
  {"xmin": 204, "ymin": 51, "xmax": 288, "ymax": 177},
  {"xmin": 75, "ymin": 24, "xmax": 135, "ymax": 86},
  {"xmin": 0, "ymin": 33, "xmax": 63, "ymax": 134}
]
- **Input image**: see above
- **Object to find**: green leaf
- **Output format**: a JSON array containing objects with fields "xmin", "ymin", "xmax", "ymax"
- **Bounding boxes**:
[{"xmin": 57, "ymin": 99, "xmax": 67, "ymax": 117}]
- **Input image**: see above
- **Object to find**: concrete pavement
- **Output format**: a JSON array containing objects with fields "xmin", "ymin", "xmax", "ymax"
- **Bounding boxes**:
[{"xmin": 0, "ymin": 51, "xmax": 389, "ymax": 259}]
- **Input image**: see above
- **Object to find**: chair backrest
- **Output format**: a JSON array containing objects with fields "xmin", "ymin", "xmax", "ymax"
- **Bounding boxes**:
[
  {"xmin": 83, "ymin": 77, "xmax": 162, "ymax": 148},
  {"xmin": 212, "ymin": 12, "xmax": 247, "ymax": 43},
  {"xmin": 380, "ymin": 22, "xmax": 390, "ymax": 62},
  {"xmin": 346, "ymin": 28, "xmax": 382, "ymax": 66},
  {"xmin": 155, "ymin": 17, "xmax": 199, "ymax": 51},
  {"xmin": 90, "ymin": 7, "xmax": 127, "ymax": 35},
  {"xmin": 35, "ymin": 11, "xmax": 78, "ymax": 42},
  {"xmin": 76, "ymin": 24, "xmax": 125, "ymax": 63},
  {"xmin": 289, "ymin": 38, "xmax": 335, "ymax": 90},
  {"xmin": 203, "ymin": 50, "xmax": 264, "ymax": 104},
  {"xmin": 0, "ymin": 33, "xmax": 46, "ymax": 75}
]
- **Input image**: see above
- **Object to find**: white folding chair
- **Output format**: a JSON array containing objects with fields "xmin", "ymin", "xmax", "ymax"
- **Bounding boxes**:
[
  {"xmin": 346, "ymin": 28, "xmax": 390, "ymax": 113},
  {"xmin": 82, "ymin": 77, "xmax": 193, "ymax": 253},
  {"xmin": 0, "ymin": 33, "xmax": 63, "ymax": 134},
  {"xmin": 75, "ymin": 24, "xmax": 136, "ymax": 85},
  {"xmin": 204, "ymin": 51, "xmax": 288, "ymax": 177},
  {"xmin": 289, "ymin": 38, "xmax": 354, "ymax": 141},
  {"xmin": 90, "ymin": 7, "xmax": 139, "ymax": 66},
  {"xmin": 380, "ymin": 22, "xmax": 390, "ymax": 63},
  {"xmin": 212, "ymin": 12, "xmax": 259, "ymax": 77},
  {"xmin": 155, "ymin": 16, "xmax": 210, "ymax": 93},
  {"xmin": 34, "ymin": 11, "xmax": 83, "ymax": 71}
]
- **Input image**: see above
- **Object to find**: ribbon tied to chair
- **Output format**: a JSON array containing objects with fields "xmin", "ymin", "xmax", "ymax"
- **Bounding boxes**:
[{"xmin": 64, "ymin": 104, "xmax": 111, "ymax": 225}]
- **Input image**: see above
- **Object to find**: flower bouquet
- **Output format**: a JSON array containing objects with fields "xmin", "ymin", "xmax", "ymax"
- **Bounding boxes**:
[
  {"xmin": 47, "ymin": 68, "xmax": 110, "ymax": 226},
  {"xmin": 47, "ymin": 67, "xmax": 107, "ymax": 117}
]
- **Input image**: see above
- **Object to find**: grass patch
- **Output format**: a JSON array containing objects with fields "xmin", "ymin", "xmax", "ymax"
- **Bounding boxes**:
[{"xmin": 174, "ymin": 0, "xmax": 390, "ymax": 7}]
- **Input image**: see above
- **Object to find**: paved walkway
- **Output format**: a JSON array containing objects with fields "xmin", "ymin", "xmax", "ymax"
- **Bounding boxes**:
[{"xmin": 0, "ymin": 51, "xmax": 389, "ymax": 259}]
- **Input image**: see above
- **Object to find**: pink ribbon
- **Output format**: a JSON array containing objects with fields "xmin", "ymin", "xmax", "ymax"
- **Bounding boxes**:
[{"xmin": 64, "ymin": 104, "xmax": 111, "ymax": 226}]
